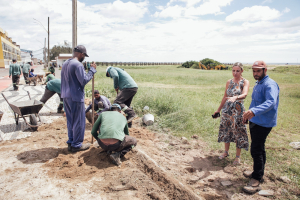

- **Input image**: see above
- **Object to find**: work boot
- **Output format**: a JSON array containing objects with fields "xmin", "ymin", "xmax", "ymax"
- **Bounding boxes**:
[
  {"xmin": 72, "ymin": 143, "xmax": 91, "ymax": 152},
  {"xmin": 110, "ymin": 152, "xmax": 122, "ymax": 166},
  {"xmin": 243, "ymin": 178, "xmax": 261, "ymax": 194},
  {"xmin": 126, "ymin": 111, "xmax": 137, "ymax": 124},
  {"xmin": 68, "ymin": 143, "xmax": 72, "ymax": 152},
  {"xmin": 243, "ymin": 171, "xmax": 264, "ymax": 183}
]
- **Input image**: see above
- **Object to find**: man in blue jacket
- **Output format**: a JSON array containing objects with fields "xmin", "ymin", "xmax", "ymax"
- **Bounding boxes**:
[
  {"xmin": 85, "ymin": 90, "xmax": 111, "ymax": 124},
  {"xmin": 61, "ymin": 45, "xmax": 97, "ymax": 152},
  {"xmin": 243, "ymin": 61, "xmax": 280, "ymax": 194},
  {"xmin": 106, "ymin": 66, "xmax": 138, "ymax": 128}
]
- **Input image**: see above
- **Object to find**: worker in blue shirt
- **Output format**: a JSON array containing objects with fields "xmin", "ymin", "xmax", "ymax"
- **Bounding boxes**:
[
  {"xmin": 85, "ymin": 90, "xmax": 111, "ymax": 124},
  {"xmin": 40, "ymin": 79, "xmax": 63, "ymax": 113},
  {"xmin": 242, "ymin": 61, "xmax": 280, "ymax": 194},
  {"xmin": 61, "ymin": 45, "xmax": 97, "ymax": 153}
]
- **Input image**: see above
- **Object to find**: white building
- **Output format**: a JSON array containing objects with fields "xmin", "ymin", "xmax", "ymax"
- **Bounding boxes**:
[
  {"xmin": 56, "ymin": 54, "xmax": 72, "ymax": 67},
  {"xmin": 21, "ymin": 51, "xmax": 32, "ymax": 64}
]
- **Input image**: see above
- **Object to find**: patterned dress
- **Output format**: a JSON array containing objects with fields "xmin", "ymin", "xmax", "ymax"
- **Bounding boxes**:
[{"xmin": 218, "ymin": 79, "xmax": 249, "ymax": 151}]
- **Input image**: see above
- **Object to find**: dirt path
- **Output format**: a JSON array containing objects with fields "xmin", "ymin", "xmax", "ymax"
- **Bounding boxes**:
[{"xmin": 0, "ymin": 117, "xmax": 276, "ymax": 199}]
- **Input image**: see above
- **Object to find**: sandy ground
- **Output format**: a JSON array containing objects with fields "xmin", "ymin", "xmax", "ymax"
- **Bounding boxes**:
[{"xmin": 0, "ymin": 97, "xmax": 290, "ymax": 200}]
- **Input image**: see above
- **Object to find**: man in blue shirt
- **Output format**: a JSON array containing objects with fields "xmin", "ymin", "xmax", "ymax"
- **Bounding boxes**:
[
  {"xmin": 40, "ymin": 79, "xmax": 63, "ymax": 113},
  {"xmin": 61, "ymin": 45, "xmax": 97, "ymax": 152},
  {"xmin": 85, "ymin": 90, "xmax": 111, "ymax": 124},
  {"xmin": 243, "ymin": 61, "xmax": 280, "ymax": 194}
]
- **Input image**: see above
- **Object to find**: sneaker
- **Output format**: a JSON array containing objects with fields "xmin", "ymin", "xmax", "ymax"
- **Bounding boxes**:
[
  {"xmin": 243, "ymin": 171, "xmax": 264, "ymax": 183},
  {"xmin": 68, "ymin": 143, "xmax": 72, "ymax": 152},
  {"xmin": 72, "ymin": 143, "xmax": 91, "ymax": 152},
  {"xmin": 243, "ymin": 178, "xmax": 261, "ymax": 194},
  {"xmin": 110, "ymin": 152, "xmax": 122, "ymax": 166}
]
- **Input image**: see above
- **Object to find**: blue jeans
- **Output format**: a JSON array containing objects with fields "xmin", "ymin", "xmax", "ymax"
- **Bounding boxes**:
[{"xmin": 64, "ymin": 98, "xmax": 85, "ymax": 148}]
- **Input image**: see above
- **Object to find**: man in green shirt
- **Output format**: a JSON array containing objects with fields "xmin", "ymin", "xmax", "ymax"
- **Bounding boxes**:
[
  {"xmin": 9, "ymin": 59, "xmax": 22, "ymax": 91},
  {"xmin": 45, "ymin": 71, "xmax": 56, "ymax": 83},
  {"xmin": 91, "ymin": 104, "xmax": 137, "ymax": 166},
  {"xmin": 21, "ymin": 62, "xmax": 31, "ymax": 84},
  {"xmin": 106, "ymin": 66, "xmax": 138, "ymax": 128},
  {"xmin": 40, "ymin": 79, "xmax": 63, "ymax": 113}
]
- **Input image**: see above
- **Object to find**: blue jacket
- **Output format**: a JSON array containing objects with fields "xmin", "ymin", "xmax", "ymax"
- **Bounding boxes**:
[
  {"xmin": 107, "ymin": 67, "xmax": 138, "ymax": 90},
  {"xmin": 249, "ymin": 75, "xmax": 279, "ymax": 127},
  {"xmin": 85, "ymin": 95, "xmax": 111, "ymax": 114},
  {"xmin": 61, "ymin": 58, "xmax": 96, "ymax": 102}
]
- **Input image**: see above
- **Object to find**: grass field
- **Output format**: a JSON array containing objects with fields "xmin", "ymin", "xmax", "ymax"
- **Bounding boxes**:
[{"xmin": 86, "ymin": 65, "xmax": 300, "ymax": 196}]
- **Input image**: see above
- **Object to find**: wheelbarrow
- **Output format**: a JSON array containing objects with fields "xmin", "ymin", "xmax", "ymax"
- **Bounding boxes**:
[{"xmin": 1, "ymin": 91, "xmax": 43, "ymax": 131}]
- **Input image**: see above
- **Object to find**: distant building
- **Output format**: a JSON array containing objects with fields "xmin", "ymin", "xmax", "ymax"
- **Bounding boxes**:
[
  {"xmin": 0, "ymin": 27, "xmax": 22, "ymax": 68},
  {"xmin": 21, "ymin": 49, "xmax": 32, "ymax": 64},
  {"xmin": 32, "ymin": 58, "xmax": 38, "ymax": 65},
  {"xmin": 56, "ymin": 54, "xmax": 72, "ymax": 67}
]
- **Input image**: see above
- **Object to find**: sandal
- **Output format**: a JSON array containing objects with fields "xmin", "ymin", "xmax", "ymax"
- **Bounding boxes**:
[
  {"xmin": 233, "ymin": 155, "xmax": 241, "ymax": 165},
  {"xmin": 219, "ymin": 150, "xmax": 229, "ymax": 159}
]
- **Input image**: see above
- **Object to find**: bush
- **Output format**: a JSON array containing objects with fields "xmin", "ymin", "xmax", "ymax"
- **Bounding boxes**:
[
  {"xmin": 181, "ymin": 61, "xmax": 198, "ymax": 68},
  {"xmin": 200, "ymin": 58, "xmax": 221, "ymax": 67},
  {"xmin": 191, "ymin": 64, "xmax": 199, "ymax": 69}
]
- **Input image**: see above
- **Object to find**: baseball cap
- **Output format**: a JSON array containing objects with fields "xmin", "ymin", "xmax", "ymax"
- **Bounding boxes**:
[
  {"xmin": 252, "ymin": 61, "xmax": 267, "ymax": 69},
  {"xmin": 74, "ymin": 45, "xmax": 89, "ymax": 57},
  {"xmin": 110, "ymin": 103, "xmax": 121, "ymax": 110}
]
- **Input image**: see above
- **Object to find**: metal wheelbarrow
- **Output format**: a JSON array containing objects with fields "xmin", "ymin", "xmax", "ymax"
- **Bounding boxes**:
[{"xmin": 1, "ymin": 91, "xmax": 44, "ymax": 131}]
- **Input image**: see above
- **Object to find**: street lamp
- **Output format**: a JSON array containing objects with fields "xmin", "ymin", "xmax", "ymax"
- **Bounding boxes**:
[{"xmin": 33, "ymin": 17, "xmax": 49, "ymax": 67}]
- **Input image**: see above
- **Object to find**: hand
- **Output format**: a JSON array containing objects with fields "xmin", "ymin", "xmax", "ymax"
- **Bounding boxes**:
[
  {"xmin": 226, "ymin": 96, "xmax": 238, "ymax": 102},
  {"xmin": 243, "ymin": 110, "xmax": 254, "ymax": 123},
  {"xmin": 9, "ymin": 76, "xmax": 11, "ymax": 78},
  {"xmin": 115, "ymin": 88, "xmax": 119, "ymax": 93},
  {"xmin": 91, "ymin": 63, "xmax": 96, "ymax": 69}
]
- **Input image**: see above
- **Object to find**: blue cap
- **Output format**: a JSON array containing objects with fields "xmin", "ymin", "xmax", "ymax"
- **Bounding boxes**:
[{"xmin": 110, "ymin": 103, "xmax": 121, "ymax": 110}]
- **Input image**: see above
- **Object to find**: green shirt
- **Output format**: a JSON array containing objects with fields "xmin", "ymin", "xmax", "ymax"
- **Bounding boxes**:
[
  {"xmin": 46, "ymin": 74, "xmax": 56, "ymax": 83},
  {"xmin": 107, "ymin": 67, "xmax": 138, "ymax": 90},
  {"xmin": 47, "ymin": 79, "xmax": 61, "ymax": 94},
  {"xmin": 22, "ymin": 64, "xmax": 31, "ymax": 74},
  {"xmin": 91, "ymin": 111, "xmax": 129, "ymax": 141},
  {"xmin": 9, "ymin": 63, "xmax": 21, "ymax": 76}
]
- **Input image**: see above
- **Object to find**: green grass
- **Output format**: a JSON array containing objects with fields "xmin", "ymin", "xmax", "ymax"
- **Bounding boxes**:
[{"xmin": 86, "ymin": 65, "xmax": 300, "ymax": 196}]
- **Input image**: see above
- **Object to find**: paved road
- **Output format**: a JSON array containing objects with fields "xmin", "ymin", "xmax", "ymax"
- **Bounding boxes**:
[{"xmin": 0, "ymin": 65, "xmax": 63, "ymax": 141}]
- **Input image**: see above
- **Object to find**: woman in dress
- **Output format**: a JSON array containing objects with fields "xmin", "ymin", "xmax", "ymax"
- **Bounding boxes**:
[{"xmin": 213, "ymin": 62, "xmax": 250, "ymax": 165}]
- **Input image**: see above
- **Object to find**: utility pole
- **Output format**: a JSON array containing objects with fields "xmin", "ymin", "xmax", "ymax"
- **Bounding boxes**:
[
  {"xmin": 44, "ymin": 38, "xmax": 46, "ymax": 65},
  {"xmin": 72, "ymin": 0, "xmax": 77, "ymax": 49},
  {"xmin": 48, "ymin": 17, "xmax": 50, "ymax": 65}
]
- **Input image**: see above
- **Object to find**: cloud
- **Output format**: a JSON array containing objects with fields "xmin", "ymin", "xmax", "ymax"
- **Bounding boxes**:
[
  {"xmin": 154, "ymin": 0, "xmax": 233, "ymax": 18},
  {"xmin": 0, "ymin": 0, "xmax": 299, "ymax": 63},
  {"xmin": 261, "ymin": 0, "xmax": 272, "ymax": 5},
  {"xmin": 226, "ymin": 6, "xmax": 281, "ymax": 22},
  {"xmin": 283, "ymin": 7, "xmax": 290, "ymax": 13}
]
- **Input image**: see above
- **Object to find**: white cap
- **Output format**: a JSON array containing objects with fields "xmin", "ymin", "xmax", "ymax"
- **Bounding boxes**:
[{"xmin": 106, "ymin": 66, "xmax": 111, "ymax": 73}]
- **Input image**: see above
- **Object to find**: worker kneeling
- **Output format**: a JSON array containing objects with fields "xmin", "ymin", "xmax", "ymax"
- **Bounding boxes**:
[{"xmin": 91, "ymin": 104, "xmax": 137, "ymax": 166}]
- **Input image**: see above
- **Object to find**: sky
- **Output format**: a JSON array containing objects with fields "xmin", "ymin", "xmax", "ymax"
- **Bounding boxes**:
[{"xmin": 0, "ymin": 0, "xmax": 299, "ymax": 63}]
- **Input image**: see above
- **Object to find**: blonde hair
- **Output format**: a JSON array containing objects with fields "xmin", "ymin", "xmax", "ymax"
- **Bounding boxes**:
[{"xmin": 233, "ymin": 62, "xmax": 243, "ymax": 70}]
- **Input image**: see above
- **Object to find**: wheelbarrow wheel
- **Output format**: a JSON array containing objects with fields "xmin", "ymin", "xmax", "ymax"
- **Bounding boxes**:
[{"xmin": 29, "ymin": 114, "xmax": 38, "ymax": 131}]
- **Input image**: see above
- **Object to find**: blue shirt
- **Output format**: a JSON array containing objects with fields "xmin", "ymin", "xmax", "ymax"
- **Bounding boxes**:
[
  {"xmin": 61, "ymin": 58, "xmax": 96, "ymax": 102},
  {"xmin": 249, "ymin": 75, "xmax": 280, "ymax": 127},
  {"xmin": 85, "ymin": 95, "xmax": 111, "ymax": 114},
  {"xmin": 29, "ymin": 72, "xmax": 36, "ymax": 77}
]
